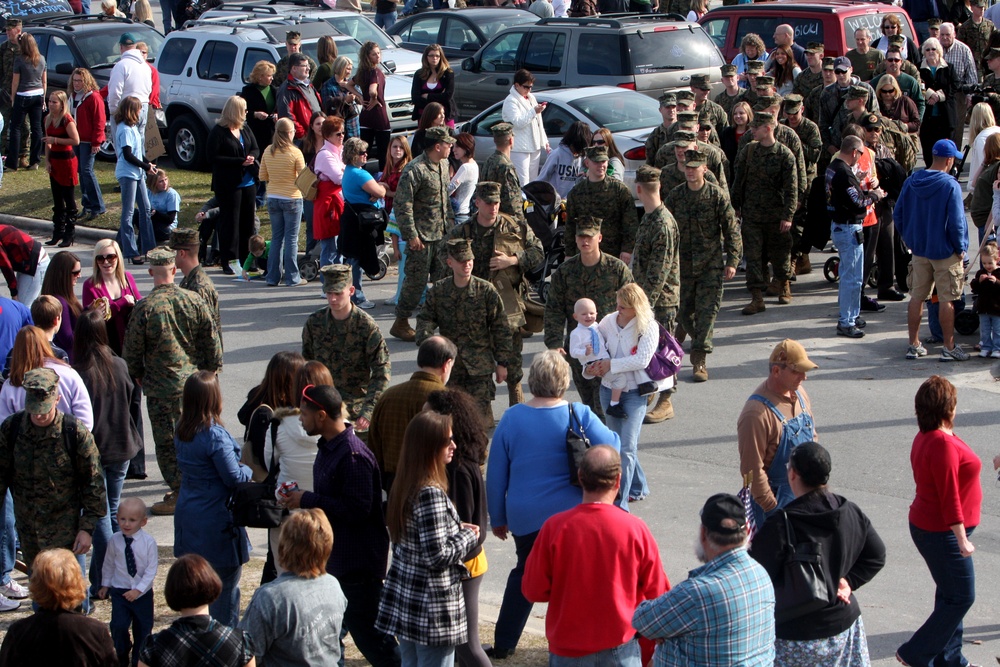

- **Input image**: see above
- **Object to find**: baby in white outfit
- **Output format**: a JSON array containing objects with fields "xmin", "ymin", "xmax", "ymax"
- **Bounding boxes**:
[{"xmin": 569, "ymin": 297, "xmax": 629, "ymax": 418}]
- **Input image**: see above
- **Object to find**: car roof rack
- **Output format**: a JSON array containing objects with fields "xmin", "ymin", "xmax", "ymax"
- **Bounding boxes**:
[
  {"xmin": 182, "ymin": 13, "xmax": 329, "ymax": 39},
  {"xmin": 25, "ymin": 14, "xmax": 138, "ymax": 29},
  {"xmin": 536, "ymin": 13, "xmax": 686, "ymax": 28}
]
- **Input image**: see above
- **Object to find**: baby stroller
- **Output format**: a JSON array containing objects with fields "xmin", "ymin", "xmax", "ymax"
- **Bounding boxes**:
[
  {"xmin": 298, "ymin": 239, "xmax": 391, "ymax": 283},
  {"xmin": 521, "ymin": 181, "xmax": 566, "ymax": 302}
]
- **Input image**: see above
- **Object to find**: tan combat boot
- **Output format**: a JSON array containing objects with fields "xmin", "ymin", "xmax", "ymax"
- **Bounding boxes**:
[
  {"xmin": 795, "ymin": 253, "xmax": 812, "ymax": 275},
  {"xmin": 389, "ymin": 317, "xmax": 415, "ymax": 342},
  {"xmin": 644, "ymin": 392, "xmax": 675, "ymax": 423},
  {"xmin": 778, "ymin": 281, "xmax": 792, "ymax": 305},
  {"xmin": 765, "ymin": 277, "xmax": 781, "ymax": 296},
  {"xmin": 151, "ymin": 491, "xmax": 177, "ymax": 516},
  {"xmin": 691, "ymin": 349, "xmax": 708, "ymax": 383},
  {"xmin": 508, "ymin": 382, "xmax": 524, "ymax": 407},
  {"xmin": 742, "ymin": 289, "xmax": 766, "ymax": 315}
]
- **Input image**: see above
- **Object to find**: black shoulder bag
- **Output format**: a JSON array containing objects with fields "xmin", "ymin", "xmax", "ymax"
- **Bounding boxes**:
[
  {"xmin": 774, "ymin": 510, "xmax": 831, "ymax": 623},
  {"xmin": 565, "ymin": 402, "xmax": 592, "ymax": 488},
  {"xmin": 228, "ymin": 418, "xmax": 287, "ymax": 529}
]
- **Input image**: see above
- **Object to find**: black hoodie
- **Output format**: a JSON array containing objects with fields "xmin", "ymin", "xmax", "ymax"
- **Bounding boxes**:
[{"xmin": 748, "ymin": 489, "xmax": 886, "ymax": 641}]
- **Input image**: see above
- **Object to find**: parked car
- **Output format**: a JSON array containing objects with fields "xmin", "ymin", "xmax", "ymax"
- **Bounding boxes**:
[
  {"xmin": 700, "ymin": 0, "xmax": 919, "ymax": 61},
  {"xmin": 459, "ymin": 85, "xmax": 661, "ymax": 193},
  {"xmin": 452, "ymin": 14, "xmax": 726, "ymax": 120},
  {"xmin": 0, "ymin": 0, "xmax": 74, "ymax": 28},
  {"xmin": 387, "ymin": 8, "xmax": 539, "ymax": 61},
  {"xmin": 197, "ymin": 0, "xmax": 423, "ymax": 74},
  {"xmin": 157, "ymin": 16, "xmax": 415, "ymax": 170}
]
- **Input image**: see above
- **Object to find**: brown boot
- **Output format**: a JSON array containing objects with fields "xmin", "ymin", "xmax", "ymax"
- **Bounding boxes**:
[
  {"xmin": 508, "ymin": 382, "xmax": 524, "ymax": 407},
  {"xmin": 742, "ymin": 289, "xmax": 766, "ymax": 315},
  {"xmin": 795, "ymin": 253, "xmax": 812, "ymax": 275},
  {"xmin": 691, "ymin": 350, "xmax": 708, "ymax": 382},
  {"xmin": 778, "ymin": 281, "xmax": 792, "ymax": 304},
  {"xmin": 389, "ymin": 317, "xmax": 415, "ymax": 342},
  {"xmin": 765, "ymin": 277, "xmax": 781, "ymax": 296},
  {"xmin": 151, "ymin": 491, "xmax": 177, "ymax": 516},
  {"xmin": 644, "ymin": 392, "xmax": 675, "ymax": 423},
  {"xmin": 674, "ymin": 322, "xmax": 687, "ymax": 345}
]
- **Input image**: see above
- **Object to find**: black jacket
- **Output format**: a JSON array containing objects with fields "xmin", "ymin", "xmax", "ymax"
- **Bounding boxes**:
[
  {"xmin": 749, "ymin": 489, "xmax": 886, "ymax": 641},
  {"xmin": 239, "ymin": 82, "xmax": 279, "ymax": 150},
  {"xmin": 207, "ymin": 124, "xmax": 260, "ymax": 193},
  {"xmin": 920, "ymin": 61, "xmax": 959, "ymax": 131},
  {"xmin": 410, "ymin": 69, "xmax": 457, "ymax": 122},
  {"xmin": 77, "ymin": 356, "xmax": 143, "ymax": 466},
  {"xmin": 446, "ymin": 457, "xmax": 487, "ymax": 562},
  {"xmin": 825, "ymin": 156, "xmax": 879, "ymax": 225}
]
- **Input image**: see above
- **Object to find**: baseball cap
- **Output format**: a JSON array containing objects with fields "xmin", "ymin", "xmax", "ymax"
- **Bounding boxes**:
[
  {"xmin": 932, "ymin": 138, "xmax": 963, "ymax": 158},
  {"xmin": 833, "ymin": 56, "xmax": 852, "ymax": 72},
  {"xmin": 769, "ymin": 339, "xmax": 818, "ymax": 372},
  {"xmin": 701, "ymin": 494, "xmax": 746, "ymax": 534}
]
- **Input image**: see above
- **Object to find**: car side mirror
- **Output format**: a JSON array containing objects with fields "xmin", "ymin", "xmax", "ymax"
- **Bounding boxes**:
[
  {"xmin": 384, "ymin": 60, "xmax": 397, "ymax": 73},
  {"xmin": 54, "ymin": 62, "xmax": 74, "ymax": 75},
  {"xmin": 462, "ymin": 57, "xmax": 476, "ymax": 72},
  {"xmin": 392, "ymin": 35, "xmax": 403, "ymax": 45}
]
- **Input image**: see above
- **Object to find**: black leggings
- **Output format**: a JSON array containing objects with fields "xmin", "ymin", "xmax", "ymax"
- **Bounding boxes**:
[{"xmin": 215, "ymin": 185, "xmax": 256, "ymax": 265}]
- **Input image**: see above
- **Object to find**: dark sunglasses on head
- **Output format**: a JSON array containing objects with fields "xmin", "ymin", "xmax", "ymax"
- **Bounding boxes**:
[
  {"xmin": 301, "ymin": 384, "xmax": 326, "ymax": 410},
  {"xmin": 96, "ymin": 254, "xmax": 117, "ymax": 263}
]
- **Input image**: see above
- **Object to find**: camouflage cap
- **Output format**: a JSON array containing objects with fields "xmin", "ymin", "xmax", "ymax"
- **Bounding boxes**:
[
  {"xmin": 575, "ymin": 215, "xmax": 602, "ymax": 237},
  {"xmin": 285, "ymin": 30, "xmax": 301, "ymax": 44},
  {"xmin": 675, "ymin": 90, "xmax": 696, "ymax": 102},
  {"xmin": 585, "ymin": 145, "xmax": 609, "ymax": 162},
  {"xmin": 860, "ymin": 112, "xmax": 882, "ymax": 130},
  {"xmin": 169, "ymin": 228, "xmax": 200, "ymax": 249},
  {"xmin": 822, "ymin": 57, "xmax": 836, "ymax": 70},
  {"xmin": 490, "ymin": 122, "xmax": 514, "ymax": 138},
  {"xmin": 749, "ymin": 111, "xmax": 776, "ymax": 128},
  {"xmin": 147, "ymin": 247, "xmax": 176, "ymax": 266},
  {"xmin": 782, "ymin": 93, "xmax": 804, "ymax": 113},
  {"xmin": 673, "ymin": 129, "xmax": 698, "ymax": 143},
  {"xmin": 320, "ymin": 264, "xmax": 352, "ymax": 293},
  {"xmin": 755, "ymin": 75, "xmax": 775, "ymax": 88},
  {"xmin": 659, "ymin": 91, "xmax": 678, "ymax": 107},
  {"xmin": 887, "ymin": 34, "xmax": 906, "ymax": 46},
  {"xmin": 635, "ymin": 165, "xmax": 660, "ymax": 183},
  {"xmin": 927, "ymin": 17, "xmax": 943, "ymax": 27},
  {"xmin": 676, "ymin": 110, "xmax": 699, "ymax": 123},
  {"xmin": 425, "ymin": 126, "xmax": 456, "ymax": 145},
  {"xmin": 684, "ymin": 148, "xmax": 708, "ymax": 168},
  {"xmin": 805, "ymin": 42, "xmax": 824, "ymax": 54},
  {"xmin": 720, "ymin": 64, "xmax": 737, "ymax": 76},
  {"xmin": 753, "ymin": 95, "xmax": 780, "ymax": 111},
  {"xmin": 846, "ymin": 84, "xmax": 870, "ymax": 100},
  {"xmin": 988, "ymin": 46, "xmax": 1000, "ymax": 61},
  {"xmin": 690, "ymin": 73, "xmax": 712, "ymax": 90},
  {"xmin": 746, "ymin": 60, "xmax": 765, "ymax": 74},
  {"xmin": 446, "ymin": 238, "xmax": 474, "ymax": 261},
  {"xmin": 698, "ymin": 117, "xmax": 713, "ymax": 129},
  {"xmin": 475, "ymin": 181, "xmax": 501, "ymax": 203},
  {"xmin": 22, "ymin": 368, "xmax": 58, "ymax": 415}
]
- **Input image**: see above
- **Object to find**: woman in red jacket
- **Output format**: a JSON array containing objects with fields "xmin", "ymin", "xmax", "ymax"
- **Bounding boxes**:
[
  {"xmin": 69, "ymin": 68, "xmax": 106, "ymax": 222},
  {"xmin": 897, "ymin": 375, "xmax": 982, "ymax": 667}
]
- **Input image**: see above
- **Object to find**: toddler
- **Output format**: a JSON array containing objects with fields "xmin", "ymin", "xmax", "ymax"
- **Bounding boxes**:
[
  {"xmin": 569, "ymin": 297, "xmax": 628, "ymax": 419},
  {"xmin": 146, "ymin": 169, "xmax": 181, "ymax": 244},
  {"xmin": 99, "ymin": 497, "xmax": 157, "ymax": 667},
  {"xmin": 242, "ymin": 234, "xmax": 271, "ymax": 280},
  {"xmin": 972, "ymin": 242, "xmax": 1000, "ymax": 358}
]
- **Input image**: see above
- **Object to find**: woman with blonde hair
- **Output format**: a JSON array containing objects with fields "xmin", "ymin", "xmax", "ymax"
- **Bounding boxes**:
[
  {"xmin": 241, "ymin": 61, "xmax": 279, "ymax": 209},
  {"xmin": 721, "ymin": 100, "xmax": 753, "ymax": 172},
  {"xmin": 590, "ymin": 127, "xmax": 625, "ymax": 181},
  {"xmin": 339, "ymin": 136, "xmax": 384, "ymax": 309},
  {"xmin": 114, "ymin": 96, "xmax": 157, "ymax": 265},
  {"xmin": 207, "ymin": 95, "xmax": 260, "ymax": 274},
  {"xmin": 918, "ymin": 37, "xmax": 958, "ymax": 167},
  {"xmin": 132, "ymin": 0, "xmax": 154, "ymax": 26},
  {"xmin": 6, "ymin": 31, "xmax": 45, "ymax": 171},
  {"xmin": 43, "ymin": 90, "xmax": 80, "ymax": 247},
  {"xmin": 411, "ymin": 44, "xmax": 456, "ymax": 127},
  {"xmin": 966, "ymin": 102, "xmax": 999, "ymax": 192},
  {"xmin": 312, "ymin": 36, "xmax": 338, "ymax": 93},
  {"xmin": 259, "ymin": 117, "xmax": 306, "ymax": 286},
  {"xmin": 733, "ymin": 33, "xmax": 767, "ymax": 88},
  {"xmin": 82, "ymin": 239, "xmax": 141, "ymax": 355},
  {"xmin": 321, "ymin": 56, "xmax": 361, "ymax": 139},
  {"xmin": 68, "ymin": 67, "xmax": 106, "ymax": 223},
  {"xmin": 876, "ymin": 74, "xmax": 920, "ymax": 133}
]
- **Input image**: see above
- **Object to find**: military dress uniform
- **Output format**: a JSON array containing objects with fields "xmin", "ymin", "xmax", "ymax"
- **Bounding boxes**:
[
  {"xmin": 302, "ymin": 265, "xmax": 391, "ymax": 426},
  {"xmin": 122, "ymin": 248, "xmax": 222, "ymax": 500},
  {"xmin": 565, "ymin": 146, "xmax": 638, "ymax": 258},
  {"xmin": 480, "ymin": 123, "xmax": 525, "ymax": 221},
  {"xmin": 416, "ymin": 239, "xmax": 513, "ymax": 426}
]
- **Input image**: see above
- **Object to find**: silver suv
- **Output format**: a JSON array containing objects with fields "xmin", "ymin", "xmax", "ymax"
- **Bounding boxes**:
[
  {"xmin": 454, "ymin": 15, "xmax": 725, "ymax": 119},
  {"xmin": 158, "ymin": 17, "xmax": 416, "ymax": 169}
]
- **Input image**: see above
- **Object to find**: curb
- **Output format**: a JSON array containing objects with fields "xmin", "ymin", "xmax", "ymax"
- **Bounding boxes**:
[{"xmin": 1, "ymin": 213, "xmax": 116, "ymax": 244}]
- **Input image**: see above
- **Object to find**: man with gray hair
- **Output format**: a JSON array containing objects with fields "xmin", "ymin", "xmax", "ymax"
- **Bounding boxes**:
[
  {"xmin": 632, "ymin": 493, "xmax": 775, "ymax": 667},
  {"xmin": 938, "ymin": 22, "xmax": 979, "ymax": 144},
  {"xmin": 845, "ymin": 28, "xmax": 885, "ymax": 81}
]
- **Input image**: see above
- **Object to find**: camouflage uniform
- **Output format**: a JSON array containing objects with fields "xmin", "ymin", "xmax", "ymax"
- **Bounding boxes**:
[
  {"xmin": 0, "ymin": 36, "xmax": 26, "ymax": 158},
  {"xmin": 697, "ymin": 98, "xmax": 730, "ymax": 136},
  {"xmin": 738, "ymin": 122, "xmax": 808, "ymax": 201},
  {"xmin": 732, "ymin": 139, "xmax": 798, "ymax": 290},
  {"xmin": 783, "ymin": 111, "xmax": 824, "ymax": 257},
  {"xmin": 655, "ymin": 140, "xmax": 729, "ymax": 191},
  {"xmin": 302, "ymin": 305, "xmax": 391, "ymax": 424},
  {"xmin": 178, "ymin": 264, "xmax": 221, "ymax": 339},
  {"xmin": 481, "ymin": 151, "xmax": 525, "ymax": 221},
  {"xmin": 564, "ymin": 178, "xmax": 638, "ymax": 258},
  {"xmin": 793, "ymin": 68, "xmax": 825, "ymax": 100},
  {"xmin": 958, "ymin": 17, "xmax": 996, "ymax": 78},
  {"xmin": 658, "ymin": 163, "xmax": 720, "ymax": 197},
  {"xmin": 631, "ymin": 203, "xmax": 680, "ymax": 330},
  {"xmin": 393, "ymin": 151, "xmax": 454, "ymax": 318},
  {"xmin": 644, "ymin": 124, "xmax": 673, "ymax": 167},
  {"xmin": 544, "ymin": 252, "xmax": 633, "ymax": 418},
  {"xmin": 981, "ymin": 69, "xmax": 1000, "ymax": 120},
  {"xmin": 123, "ymin": 283, "xmax": 222, "ymax": 492},
  {"xmin": 661, "ymin": 119, "xmax": 721, "ymax": 147},
  {"xmin": 714, "ymin": 89, "xmax": 747, "ymax": 124},
  {"xmin": 805, "ymin": 80, "xmax": 828, "ymax": 124},
  {"xmin": 0, "ymin": 412, "xmax": 106, "ymax": 567},
  {"xmin": 666, "ymin": 180, "xmax": 742, "ymax": 353},
  {"xmin": 416, "ymin": 275, "xmax": 512, "ymax": 425}
]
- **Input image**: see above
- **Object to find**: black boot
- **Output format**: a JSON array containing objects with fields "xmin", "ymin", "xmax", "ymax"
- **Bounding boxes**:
[
  {"xmin": 45, "ymin": 213, "xmax": 65, "ymax": 246},
  {"xmin": 58, "ymin": 215, "xmax": 75, "ymax": 247}
]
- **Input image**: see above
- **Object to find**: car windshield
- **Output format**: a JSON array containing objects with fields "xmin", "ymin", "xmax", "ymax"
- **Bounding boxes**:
[
  {"xmin": 568, "ymin": 91, "xmax": 660, "ymax": 132},
  {"xmin": 627, "ymin": 28, "xmax": 724, "ymax": 74},
  {"xmin": 479, "ymin": 14, "xmax": 537, "ymax": 40},
  {"xmin": 77, "ymin": 26, "xmax": 164, "ymax": 68},
  {"xmin": 324, "ymin": 16, "xmax": 393, "ymax": 50}
]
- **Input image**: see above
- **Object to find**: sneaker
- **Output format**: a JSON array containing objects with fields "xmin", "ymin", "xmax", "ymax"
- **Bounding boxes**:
[
  {"xmin": 906, "ymin": 344, "xmax": 928, "ymax": 360},
  {"xmin": 385, "ymin": 297, "xmax": 398, "ymax": 306},
  {"xmin": 605, "ymin": 403, "xmax": 628, "ymax": 420},
  {"xmin": 0, "ymin": 594, "xmax": 19, "ymax": 612},
  {"xmin": 356, "ymin": 299, "xmax": 376, "ymax": 310},
  {"xmin": 992, "ymin": 350, "xmax": 1000, "ymax": 359},
  {"xmin": 860, "ymin": 296, "xmax": 886, "ymax": 312},
  {"xmin": 940, "ymin": 345, "xmax": 970, "ymax": 362},
  {"xmin": 0, "ymin": 579, "xmax": 27, "ymax": 599},
  {"xmin": 836, "ymin": 324, "xmax": 864, "ymax": 338},
  {"xmin": 980, "ymin": 349, "xmax": 991, "ymax": 358},
  {"xmin": 855, "ymin": 316, "xmax": 867, "ymax": 329}
]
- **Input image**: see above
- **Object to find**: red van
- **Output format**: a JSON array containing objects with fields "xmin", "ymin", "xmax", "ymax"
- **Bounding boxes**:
[{"xmin": 699, "ymin": 0, "xmax": 919, "ymax": 61}]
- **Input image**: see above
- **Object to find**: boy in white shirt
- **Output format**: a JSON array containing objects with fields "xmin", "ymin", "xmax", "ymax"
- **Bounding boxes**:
[{"xmin": 569, "ymin": 297, "xmax": 629, "ymax": 419}]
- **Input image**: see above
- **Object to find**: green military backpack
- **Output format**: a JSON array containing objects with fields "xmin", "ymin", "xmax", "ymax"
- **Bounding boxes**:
[{"xmin": 879, "ymin": 118, "xmax": 918, "ymax": 174}]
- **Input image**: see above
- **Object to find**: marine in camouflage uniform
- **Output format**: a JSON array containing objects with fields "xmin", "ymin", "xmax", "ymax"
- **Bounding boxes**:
[
  {"xmin": 302, "ymin": 265, "xmax": 391, "ymax": 427},
  {"xmin": 564, "ymin": 146, "xmax": 638, "ymax": 259},
  {"xmin": 444, "ymin": 182, "xmax": 543, "ymax": 402},
  {"xmin": 0, "ymin": 368, "xmax": 106, "ymax": 569},
  {"xmin": 715, "ymin": 65, "xmax": 747, "ymax": 125},
  {"xmin": 958, "ymin": 2, "xmax": 996, "ymax": 80},
  {"xmin": 793, "ymin": 43, "xmax": 828, "ymax": 100},
  {"xmin": 417, "ymin": 239, "xmax": 513, "ymax": 427},
  {"xmin": 665, "ymin": 151, "xmax": 742, "ymax": 376},
  {"xmin": 170, "ymin": 228, "xmax": 221, "ymax": 339},
  {"xmin": 980, "ymin": 47, "xmax": 1000, "ymax": 120},
  {"xmin": 645, "ymin": 92, "xmax": 678, "ymax": 166},
  {"xmin": 0, "ymin": 20, "xmax": 27, "ymax": 161},
  {"xmin": 781, "ymin": 95, "xmax": 824, "ymax": 271},
  {"xmin": 654, "ymin": 130, "xmax": 729, "ymax": 191},
  {"xmin": 544, "ymin": 216, "xmax": 633, "ymax": 418},
  {"xmin": 739, "ymin": 97, "xmax": 809, "ymax": 202},
  {"xmin": 480, "ymin": 122, "xmax": 525, "ymax": 221},
  {"xmin": 122, "ymin": 248, "xmax": 222, "ymax": 505},
  {"xmin": 731, "ymin": 112, "xmax": 798, "ymax": 313},
  {"xmin": 631, "ymin": 166, "xmax": 679, "ymax": 332},
  {"xmin": 391, "ymin": 126, "xmax": 456, "ymax": 341},
  {"xmin": 662, "ymin": 110, "xmax": 722, "ymax": 148},
  {"xmin": 692, "ymin": 73, "xmax": 730, "ymax": 136},
  {"xmin": 805, "ymin": 58, "xmax": 837, "ymax": 123},
  {"xmin": 744, "ymin": 60, "xmax": 766, "ymax": 108}
]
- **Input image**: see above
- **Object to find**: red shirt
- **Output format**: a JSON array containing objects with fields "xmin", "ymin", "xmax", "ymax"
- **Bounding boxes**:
[
  {"xmin": 522, "ymin": 503, "xmax": 669, "ymax": 657},
  {"xmin": 909, "ymin": 429, "xmax": 982, "ymax": 531}
]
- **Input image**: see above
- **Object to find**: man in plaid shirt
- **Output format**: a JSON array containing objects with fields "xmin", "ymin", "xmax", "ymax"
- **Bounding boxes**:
[
  {"xmin": 939, "ymin": 22, "xmax": 980, "ymax": 145},
  {"xmin": 632, "ymin": 494, "xmax": 775, "ymax": 667}
]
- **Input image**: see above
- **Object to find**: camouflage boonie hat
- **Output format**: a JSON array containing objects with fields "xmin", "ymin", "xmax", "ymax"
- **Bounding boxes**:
[
  {"xmin": 490, "ymin": 122, "xmax": 513, "ymax": 138},
  {"xmin": 746, "ymin": 60, "xmax": 765, "ymax": 74},
  {"xmin": 684, "ymin": 149, "xmax": 708, "ymax": 168},
  {"xmin": 782, "ymin": 94, "xmax": 804, "ymax": 114},
  {"xmin": 753, "ymin": 95, "xmax": 780, "ymax": 111},
  {"xmin": 805, "ymin": 42, "xmax": 824, "ymax": 54},
  {"xmin": 676, "ymin": 90, "xmax": 695, "ymax": 102},
  {"xmin": 475, "ymin": 181, "xmax": 501, "ymax": 203},
  {"xmin": 425, "ymin": 126, "xmax": 456, "ymax": 144},
  {"xmin": 576, "ymin": 216, "xmax": 602, "ymax": 236},
  {"xmin": 988, "ymin": 46, "xmax": 1000, "ymax": 60},
  {"xmin": 755, "ymin": 75, "xmax": 775, "ymax": 88},
  {"xmin": 928, "ymin": 17, "xmax": 943, "ymax": 27},
  {"xmin": 446, "ymin": 238, "xmax": 474, "ymax": 261},
  {"xmin": 846, "ymin": 85, "xmax": 870, "ymax": 100},
  {"xmin": 673, "ymin": 130, "xmax": 697, "ymax": 143},
  {"xmin": 635, "ymin": 165, "xmax": 660, "ymax": 183},
  {"xmin": 169, "ymin": 228, "xmax": 200, "ymax": 249},
  {"xmin": 690, "ymin": 73, "xmax": 712, "ymax": 90},
  {"xmin": 147, "ymin": 247, "xmax": 175, "ymax": 266},
  {"xmin": 320, "ymin": 264, "xmax": 352, "ymax": 293},
  {"xmin": 659, "ymin": 92, "xmax": 677, "ymax": 107},
  {"xmin": 822, "ymin": 57, "xmax": 836, "ymax": 70},
  {"xmin": 23, "ymin": 368, "xmax": 58, "ymax": 415},
  {"xmin": 749, "ymin": 111, "xmax": 775, "ymax": 128},
  {"xmin": 720, "ymin": 64, "xmax": 737, "ymax": 76},
  {"xmin": 585, "ymin": 146, "xmax": 609, "ymax": 162}
]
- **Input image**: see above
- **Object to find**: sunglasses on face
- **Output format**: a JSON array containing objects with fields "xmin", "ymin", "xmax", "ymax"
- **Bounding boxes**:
[
  {"xmin": 835, "ymin": 69, "xmax": 849, "ymax": 74},
  {"xmin": 593, "ymin": 139, "xmax": 606, "ymax": 145},
  {"xmin": 96, "ymin": 254, "xmax": 118, "ymax": 263},
  {"xmin": 886, "ymin": 58, "xmax": 902, "ymax": 63},
  {"xmin": 71, "ymin": 269, "xmax": 82, "ymax": 276}
]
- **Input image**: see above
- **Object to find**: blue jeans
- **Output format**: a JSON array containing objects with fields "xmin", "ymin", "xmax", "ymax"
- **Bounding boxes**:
[
  {"xmin": 600, "ymin": 386, "xmax": 648, "ymax": 512},
  {"xmin": 375, "ymin": 10, "xmax": 397, "ymax": 29},
  {"xmin": 110, "ymin": 588, "xmax": 153, "ymax": 667},
  {"xmin": 980, "ymin": 314, "xmax": 1000, "ymax": 352},
  {"xmin": 117, "ymin": 177, "xmax": 154, "ymax": 259},
  {"xmin": 392, "ymin": 238, "xmax": 407, "ymax": 303},
  {"xmin": 76, "ymin": 143, "xmax": 105, "ymax": 215},
  {"xmin": 90, "ymin": 461, "xmax": 129, "ymax": 589},
  {"xmin": 339, "ymin": 576, "xmax": 401, "ymax": 667},
  {"xmin": 549, "ymin": 638, "xmax": 641, "ymax": 667},
  {"xmin": 0, "ymin": 491, "xmax": 16, "ymax": 585},
  {"xmin": 494, "ymin": 530, "xmax": 539, "ymax": 651},
  {"xmin": 158, "ymin": 0, "xmax": 176, "ymax": 32},
  {"xmin": 348, "ymin": 258, "xmax": 368, "ymax": 303},
  {"xmin": 399, "ymin": 640, "xmax": 454, "ymax": 667},
  {"xmin": 266, "ymin": 197, "xmax": 303, "ymax": 286},
  {"xmin": 898, "ymin": 525, "xmax": 976, "ymax": 667},
  {"xmin": 831, "ymin": 223, "xmax": 863, "ymax": 328},
  {"xmin": 210, "ymin": 564, "xmax": 241, "ymax": 627},
  {"xmin": 16, "ymin": 252, "xmax": 47, "ymax": 308}
]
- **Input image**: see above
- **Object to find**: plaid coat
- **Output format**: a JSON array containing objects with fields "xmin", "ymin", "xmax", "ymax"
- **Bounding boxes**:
[{"xmin": 376, "ymin": 485, "xmax": 478, "ymax": 646}]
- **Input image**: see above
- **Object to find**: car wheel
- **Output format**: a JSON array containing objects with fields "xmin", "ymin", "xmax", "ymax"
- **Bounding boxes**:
[
  {"xmin": 169, "ymin": 115, "xmax": 208, "ymax": 170},
  {"xmin": 97, "ymin": 134, "xmax": 116, "ymax": 162}
]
